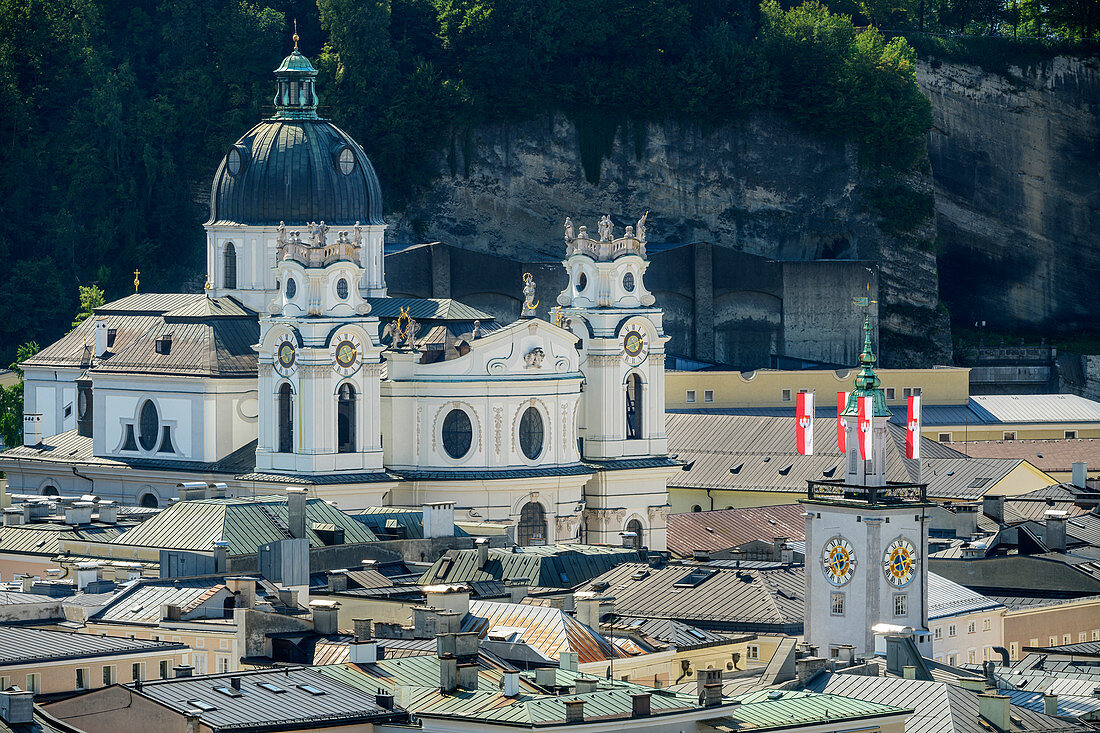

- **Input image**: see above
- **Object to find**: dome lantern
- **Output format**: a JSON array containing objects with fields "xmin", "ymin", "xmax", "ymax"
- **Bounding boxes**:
[{"xmin": 272, "ymin": 25, "xmax": 320, "ymax": 120}]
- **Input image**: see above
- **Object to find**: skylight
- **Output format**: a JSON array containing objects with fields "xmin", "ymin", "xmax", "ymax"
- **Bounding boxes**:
[
  {"xmin": 297, "ymin": 684, "xmax": 326, "ymax": 696},
  {"xmin": 212, "ymin": 685, "xmax": 242, "ymax": 698},
  {"xmin": 187, "ymin": 699, "xmax": 217, "ymax": 711},
  {"xmin": 673, "ymin": 569, "xmax": 717, "ymax": 588},
  {"xmin": 257, "ymin": 682, "xmax": 286, "ymax": 693}
]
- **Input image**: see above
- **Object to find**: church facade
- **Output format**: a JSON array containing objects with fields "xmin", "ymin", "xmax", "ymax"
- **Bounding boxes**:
[{"xmin": 1, "ymin": 45, "xmax": 673, "ymax": 550}]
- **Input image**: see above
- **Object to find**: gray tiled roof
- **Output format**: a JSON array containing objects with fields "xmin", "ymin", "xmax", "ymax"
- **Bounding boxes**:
[{"xmin": 0, "ymin": 625, "xmax": 185, "ymax": 666}]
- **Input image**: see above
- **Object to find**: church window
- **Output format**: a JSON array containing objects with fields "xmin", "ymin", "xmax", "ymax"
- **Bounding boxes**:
[
  {"xmin": 278, "ymin": 383, "xmax": 293, "ymax": 453},
  {"xmin": 625, "ymin": 373, "xmax": 642, "ymax": 439},
  {"xmin": 625, "ymin": 519, "xmax": 643, "ymax": 550},
  {"xmin": 622, "ymin": 272, "xmax": 635, "ymax": 292},
  {"xmin": 337, "ymin": 383, "xmax": 356, "ymax": 454},
  {"xmin": 337, "ymin": 147, "xmax": 356, "ymax": 175},
  {"xmin": 336, "ymin": 278, "xmax": 349, "ymax": 300},
  {"xmin": 138, "ymin": 401, "xmax": 159, "ymax": 451},
  {"xmin": 286, "ymin": 278, "xmax": 297, "ymax": 299},
  {"xmin": 518, "ymin": 502, "xmax": 547, "ymax": 546},
  {"xmin": 158, "ymin": 426, "xmax": 175, "ymax": 454},
  {"xmin": 831, "ymin": 592, "xmax": 845, "ymax": 616},
  {"xmin": 224, "ymin": 243, "xmax": 237, "ymax": 289},
  {"xmin": 42, "ymin": 485, "xmax": 60, "ymax": 497},
  {"xmin": 894, "ymin": 594, "xmax": 908, "ymax": 617},
  {"xmin": 442, "ymin": 409, "xmax": 473, "ymax": 459},
  {"xmin": 577, "ymin": 272, "xmax": 587, "ymax": 292},
  {"xmin": 227, "ymin": 147, "xmax": 242, "ymax": 176},
  {"xmin": 121, "ymin": 424, "xmax": 138, "ymax": 451},
  {"xmin": 519, "ymin": 407, "xmax": 544, "ymax": 460}
]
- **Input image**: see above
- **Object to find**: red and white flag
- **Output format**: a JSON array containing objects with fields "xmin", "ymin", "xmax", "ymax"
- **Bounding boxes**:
[
  {"xmin": 906, "ymin": 394, "xmax": 922, "ymax": 460},
  {"xmin": 836, "ymin": 391, "xmax": 849, "ymax": 453},
  {"xmin": 857, "ymin": 395, "xmax": 873, "ymax": 461},
  {"xmin": 796, "ymin": 392, "xmax": 814, "ymax": 456}
]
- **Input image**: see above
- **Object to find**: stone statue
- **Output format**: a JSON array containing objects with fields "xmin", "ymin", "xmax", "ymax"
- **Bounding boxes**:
[
  {"xmin": 381, "ymin": 319, "xmax": 399, "ymax": 346},
  {"xmin": 578, "ymin": 225, "xmax": 588, "ymax": 239},
  {"xmin": 598, "ymin": 214, "xmax": 613, "ymax": 242},
  {"xmin": 471, "ymin": 320, "xmax": 481, "ymax": 339},
  {"xmin": 521, "ymin": 273, "xmax": 539, "ymax": 318},
  {"xmin": 353, "ymin": 221, "xmax": 362, "ymax": 246},
  {"xmin": 337, "ymin": 230, "xmax": 350, "ymax": 245},
  {"xmin": 625, "ymin": 225, "xmax": 635, "ymax": 238},
  {"xmin": 564, "ymin": 217, "xmax": 575, "ymax": 241},
  {"xmin": 404, "ymin": 317, "xmax": 419, "ymax": 349},
  {"xmin": 308, "ymin": 221, "xmax": 329, "ymax": 247},
  {"xmin": 289, "ymin": 230, "xmax": 302, "ymax": 244},
  {"xmin": 637, "ymin": 211, "xmax": 648, "ymax": 242},
  {"xmin": 277, "ymin": 221, "xmax": 286, "ymax": 244}
]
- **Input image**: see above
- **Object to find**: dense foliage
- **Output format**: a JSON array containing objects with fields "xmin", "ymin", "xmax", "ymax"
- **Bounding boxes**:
[{"xmin": 20, "ymin": 0, "xmax": 1081, "ymax": 365}]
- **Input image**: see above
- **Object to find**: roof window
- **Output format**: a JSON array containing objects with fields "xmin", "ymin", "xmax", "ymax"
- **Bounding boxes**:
[
  {"xmin": 257, "ymin": 682, "xmax": 287, "ymax": 693},
  {"xmin": 155, "ymin": 334, "xmax": 173, "ymax": 355},
  {"xmin": 297, "ymin": 684, "xmax": 326, "ymax": 696},
  {"xmin": 186, "ymin": 699, "xmax": 217, "ymax": 711},
  {"xmin": 673, "ymin": 569, "xmax": 717, "ymax": 588},
  {"xmin": 213, "ymin": 685, "xmax": 242, "ymax": 698}
]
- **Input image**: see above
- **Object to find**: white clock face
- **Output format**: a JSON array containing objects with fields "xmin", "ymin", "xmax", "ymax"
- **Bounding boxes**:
[
  {"xmin": 331, "ymin": 332, "xmax": 362, "ymax": 377},
  {"xmin": 883, "ymin": 537, "xmax": 917, "ymax": 587},
  {"xmin": 274, "ymin": 335, "xmax": 297, "ymax": 377},
  {"xmin": 822, "ymin": 536, "xmax": 856, "ymax": 586},
  {"xmin": 621, "ymin": 323, "xmax": 649, "ymax": 366}
]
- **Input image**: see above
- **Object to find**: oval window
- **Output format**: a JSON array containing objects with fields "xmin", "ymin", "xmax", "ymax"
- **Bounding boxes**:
[
  {"xmin": 338, "ymin": 147, "xmax": 355, "ymax": 175},
  {"xmin": 286, "ymin": 278, "xmax": 297, "ymax": 299},
  {"xmin": 623, "ymin": 272, "xmax": 635, "ymax": 292},
  {"xmin": 336, "ymin": 278, "xmax": 349, "ymax": 300},
  {"xmin": 138, "ymin": 400, "xmax": 159, "ymax": 452},
  {"xmin": 519, "ymin": 407, "xmax": 544, "ymax": 460},
  {"xmin": 227, "ymin": 147, "xmax": 242, "ymax": 176},
  {"xmin": 442, "ymin": 409, "xmax": 473, "ymax": 459},
  {"xmin": 577, "ymin": 272, "xmax": 588, "ymax": 292}
]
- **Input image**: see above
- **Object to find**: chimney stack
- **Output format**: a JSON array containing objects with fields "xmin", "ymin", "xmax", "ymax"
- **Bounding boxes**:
[
  {"xmin": 475, "ymin": 537, "xmax": 489, "ymax": 569},
  {"xmin": 310, "ymin": 600, "xmax": 340, "ymax": 635},
  {"xmin": 97, "ymin": 501, "xmax": 118, "ymax": 524},
  {"xmin": 978, "ymin": 693, "xmax": 1010, "ymax": 732},
  {"xmin": 22, "ymin": 414, "xmax": 41, "ymax": 447},
  {"xmin": 94, "ymin": 318, "xmax": 109, "ymax": 357},
  {"xmin": 174, "ymin": 665, "xmax": 195, "ymax": 678},
  {"xmin": 983, "ymin": 495, "xmax": 1005, "ymax": 524},
  {"xmin": 225, "ymin": 577, "xmax": 256, "ymax": 609},
  {"xmin": 697, "ymin": 667, "xmax": 723, "ymax": 707},
  {"xmin": 1044, "ymin": 513, "xmax": 1067, "ymax": 553},
  {"xmin": 0, "ymin": 691, "xmax": 34, "ymax": 725},
  {"xmin": 439, "ymin": 655, "xmax": 458, "ymax": 694},
  {"xmin": 1043, "ymin": 693, "xmax": 1058, "ymax": 717},
  {"xmin": 903, "ymin": 666, "xmax": 917, "ymax": 679},
  {"xmin": 212, "ymin": 540, "xmax": 228, "ymax": 573},
  {"xmin": 286, "ymin": 488, "xmax": 307, "ymax": 539},
  {"xmin": 502, "ymin": 671, "xmax": 520, "ymax": 697},
  {"xmin": 564, "ymin": 700, "xmax": 585, "ymax": 724},
  {"xmin": 631, "ymin": 692, "xmax": 652, "ymax": 717},
  {"xmin": 423, "ymin": 501, "xmax": 455, "ymax": 539},
  {"xmin": 1072, "ymin": 462, "xmax": 1087, "ymax": 489}
]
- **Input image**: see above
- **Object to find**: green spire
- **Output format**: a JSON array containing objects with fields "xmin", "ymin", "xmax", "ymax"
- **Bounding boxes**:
[
  {"xmin": 271, "ymin": 26, "xmax": 320, "ymax": 120},
  {"xmin": 842, "ymin": 317, "xmax": 890, "ymax": 417}
]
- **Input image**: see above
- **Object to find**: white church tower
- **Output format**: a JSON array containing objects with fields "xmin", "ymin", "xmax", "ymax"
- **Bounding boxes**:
[
  {"xmin": 557, "ymin": 215, "xmax": 672, "ymax": 548},
  {"xmin": 803, "ymin": 319, "xmax": 932, "ymax": 658}
]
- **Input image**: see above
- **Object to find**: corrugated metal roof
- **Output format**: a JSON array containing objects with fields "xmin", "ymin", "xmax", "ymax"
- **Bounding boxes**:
[
  {"xmin": 927, "ymin": 572, "xmax": 1004, "ymax": 620},
  {"xmin": 667, "ymin": 505, "xmax": 807, "ymax": 557},
  {"xmin": 464, "ymin": 599, "xmax": 624, "ymax": 664},
  {"xmin": 971, "ymin": 395, "xmax": 1100, "ymax": 424},
  {"xmin": 613, "ymin": 617, "xmax": 728, "ymax": 647},
  {"xmin": 419, "ymin": 545, "xmax": 640, "ymax": 588},
  {"xmin": 0, "ymin": 625, "xmax": 185, "ymax": 666},
  {"xmin": 1001, "ymin": 689, "xmax": 1100, "ymax": 718},
  {"xmin": 0, "ymin": 523, "xmax": 124, "ymax": 557},
  {"xmin": 944, "ymin": 439, "xmax": 1100, "ymax": 474},
  {"xmin": 729, "ymin": 689, "xmax": 909, "ymax": 730},
  {"xmin": 94, "ymin": 577, "xmax": 234, "ymax": 625},
  {"xmin": 366, "ymin": 297, "xmax": 494, "ymax": 322}
]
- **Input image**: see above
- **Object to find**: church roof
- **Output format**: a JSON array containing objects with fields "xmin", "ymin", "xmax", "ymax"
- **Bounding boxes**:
[{"xmin": 366, "ymin": 297, "xmax": 495, "ymax": 322}]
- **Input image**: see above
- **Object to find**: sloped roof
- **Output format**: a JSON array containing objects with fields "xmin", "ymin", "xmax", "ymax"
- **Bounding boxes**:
[
  {"xmin": 909, "ymin": 395, "xmax": 1100, "ymax": 428},
  {"xmin": 110, "ymin": 496, "xmax": 378, "ymax": 555},
  {"xmin": 419, "ymin": 545, "xmax": 640, "ymax": 588},
  {"xmin": 0, "ymin": 625, "xmax": 185, "ymax": 666},
  {"xmin": 464, "ymin": 599, "xmax": 624, "ymax": 664},
  {"xmin": 927, "ymin": 572, "xmax": 1004, "ymax": 620},
  {"xmin": 729, "ymin": 689, "xmax": 909, "ymax": 730},
  {"xmin": 666, "ymin": 504, "xmax": 807, "ymax": 557},
  {"xmin": 613, "ymin": 616, "xmax": 728, "ymax": 647},
  {"xmin": 365, "ymin": 297, "xmax": 494, "ymax": 322},
  {"xmin": 0, "ymin": 522, "xmax": 124, "ymax": 557},
  {"xmin": 93, "ymin": 576, "xmax": 233, "ymax": 625},
  {"xmin": 943, "ymin": 439, "xmax": 1100, "ymax": 475}
]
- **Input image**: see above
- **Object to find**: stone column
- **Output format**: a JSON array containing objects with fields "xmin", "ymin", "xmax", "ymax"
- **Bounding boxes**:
[{"xmin": 865, "ymin": 516, "xmax": 884, "ymax": 655}]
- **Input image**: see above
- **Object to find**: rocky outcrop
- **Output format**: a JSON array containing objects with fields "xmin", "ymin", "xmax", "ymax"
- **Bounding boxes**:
[
  {"xmin": 391, "ymin": 112, "xmax": 952, "ymax": 367},
  {"xmin": 917, "ymin": 56, "xmax": 1100, "ymax": 335}
]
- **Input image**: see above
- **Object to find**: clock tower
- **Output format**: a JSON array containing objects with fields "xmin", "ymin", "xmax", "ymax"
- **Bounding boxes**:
[
  {"xmin": 556, "ymin": 215, "xmax": 673, "ymax": 549},
  {"xmin": 802, "ymin": 320, "xmax": 932, "ymax": 658}
]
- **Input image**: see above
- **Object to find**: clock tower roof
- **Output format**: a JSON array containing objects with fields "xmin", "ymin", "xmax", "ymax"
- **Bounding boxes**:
[{"xmin": 841, "ymin": 317, "xmax": 890, "ymax": 418}]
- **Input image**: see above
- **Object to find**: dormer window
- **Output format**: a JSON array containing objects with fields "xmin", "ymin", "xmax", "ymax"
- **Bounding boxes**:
[{"xmin": 155, "ymin": 334, "xmax": 172, "ymax": 355}]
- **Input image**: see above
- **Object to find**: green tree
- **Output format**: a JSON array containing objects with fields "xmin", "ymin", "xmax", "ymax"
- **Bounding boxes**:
[
  {"xmin": 72, "ymin": 284, "xmax": 105, "ymax": 330},
  {"xmin": 0, "ymin": 341, "xmax": 39, "ymax": 449}
]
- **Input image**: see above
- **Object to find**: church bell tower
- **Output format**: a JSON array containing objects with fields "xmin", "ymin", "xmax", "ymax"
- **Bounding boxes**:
[{"xmin": 802, "ymin": 320, "xmax": 932, "ymax": 658}]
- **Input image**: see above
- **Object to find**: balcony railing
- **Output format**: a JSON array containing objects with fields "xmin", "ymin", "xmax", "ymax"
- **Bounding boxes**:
[{"xmin": 806, "ymin": 479, "xmax": 927, "ymax": 504}]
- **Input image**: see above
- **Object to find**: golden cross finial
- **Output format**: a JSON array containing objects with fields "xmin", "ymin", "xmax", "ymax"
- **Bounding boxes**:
[
  {"xmin": 292, "ymin": 19, "xmax": 299, "ymax": 50},
  {"xmin": 133, "ymin": 269, "xmax": 140, "ymax": 293}
]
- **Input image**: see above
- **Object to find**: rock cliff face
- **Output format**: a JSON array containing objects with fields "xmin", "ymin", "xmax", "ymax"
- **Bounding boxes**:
[
  {"xmin": 917, "ymin": 56, "xmax": 1100, "ymax": 335},
  {"xmin": 391, "ymin": 112, "xmax": 952, "ymax": 367}
]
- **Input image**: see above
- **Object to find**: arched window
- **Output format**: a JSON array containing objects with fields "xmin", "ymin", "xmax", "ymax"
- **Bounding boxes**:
[
  {"xmin": 518, "ymin": 502, "xmax": 547, "ymax": 547},
  {"xmin": 519, "ymin": 407, "xmax": 544, "ymax": 460},
  {"xmin": 442, "ymin": 409, "xmax": 473, "ymax": 459},
  {"xmin": 625, "ymin": 373, "xmax": 643, "ymax": 439},
  {"xmin": 140, "ymin": 493, "xmax": 159, "ymax": 508},
  {"xmin": 42, "ymin": 485, "xmax": 60, "ymax": 497},
  {"xmin": 691, "ymin": 505, "xmax": 702, "ymax": 513},
  {"xmin": 278, "ymin": 383, "xmax": 293, "ymax": 453},
  {"xmin": 337, "ymin": 383, "xmax": 356, "ymax": 454},
  {"xmin": 625, "ymin": 519, "xmax": 644, "ymax": 550},
  {"xmin": 223, "ymin": 243, "xmax": 237, "ymax": 289},
  {"xmin": 138, "ymin": 401, "xmax": 159, "ymax": 451}
]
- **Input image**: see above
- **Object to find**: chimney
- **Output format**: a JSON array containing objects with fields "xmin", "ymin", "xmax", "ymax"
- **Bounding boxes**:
[
  {"xmin": 978, "ymin": 693, "xmax": 1010, "ymax": 731},
  {"xmin": 535, "ymin": 668, "xmax": 557, "ymax": 687},
  {"xmin": 229, "ymin": 677, "xmax": 241, "ymax": 691},
  {"xmin": 185, "ymin": 712, "xmax": 201, "ymax": 733},
  {"xmin": 958, "ymin": 677, "xmax": 986, "ymax": 692},
  {"xmin": 75, "ymin": 561, "xmax": 99, "ymax": 590},
  {"xmin": 1044, "ymin": 513, "xmax": 1067, "ymax": 552},
  {"xmin": 225, "ymin": 577, "xmax": 255, "ymax": 609},
  {"xmin": 692, "ymin": 550, "xmax": 711, "ymax": 562},
  {"xmin": 631, "ymin": 692, "xmax": 652, "ymax": 717},
  {"xmin": 983, "ymin": 495, "xmax": 1005, "ymax": 524},
  {"xmin": 423, "ymin": 501, "xmax": 455, "ymax": 539},
  {"xmin": 424, "ymin": 586, "xmax": 470, "ymax": 616},
  {"xmin": 174, "ymin": 665, "xmax": 195, "ymax": 678},
  {"xmin": 0, "ymin": 690, "xmax": 34, "ymax": 725},
  {"xmin": 475, "ymin": 538, "xmax": 490, "ymax": 569},
  {"xmin": 19, "ymin": 575, "xmax": 33, "ymax": 593},
  {"xmin": 207, "ymin": 482, "xmax": 228, "ymax": 499},
  {"xmin": 94, "ymin": 318, "xmax": 109, "ymax": 357},
  {"xmin": 575, "ymin": 678, "xmax": 597, "ymax": 693},
  {"xmin": 503, "ymin": 671, "xmax": 520, "ymax": 697},
  {"xmin": 620, "ymin": 531, "xmax": 637, "ymax": 548},
  {"xmin": 903, "ymin": 666, "xmax": 917, "ymax": 679},
  {"xmin": 1072, "ymin": 462, "xmax": 1087, "ymax": 489},
  {"xmin": 1043, "ymin": 693, "xmax": 1058, "ymax": 716},
  {"xmin": 65, "ymin": 501, "xmax": 94, "ymax": 526},
  {"xmin": 350, "ymin": 637, "xmax": 378, "ymax": 665},
  {"xmin": 574, "ymin": 593, "xmax": 606, "ymax": 630},
  {"xmin": 328, "ymin": 571, "xmax": 348, "ymax": 592},
  {"xmin": 440, "ymin": 655, "xmax": 458, "ymax": 694},
  {"xmin": 956, "ymin": 504, "xmax": 978, "ymax": 538},
  {"xmin": 97, "ymin": 501, "xmax": 118, "ymax": 524},
  {"xmin": 286, "ymin": 488, "xmax": 307, "ymax": 539},
  {"xmin": 376, "ymin": 691, "xmax": 394, "ymax": 710},
  {"xmin": 772, "ymin": 537, "xmax": 788, "ymax": 560},
  {"xmin": 176, "ymin": 481, "xmax": 208, "ymax": 501},
  {"xmin": 212, "ymin": 540, "xmax": 228, "ymax": 573},
  {"xmin": 838, "ymin": 644, "xmax": 856, "ymax": 666},
  {"xmin": 310, "ymin": 600, "xmax": 340, "ymax": 635},
  {"xmin": 354, "ymin": 618, "xmax": 373, "ymax": 641},
  {"xmin": 506, "ymin": 579, "xmax": 529, "ymax": 603},
  {"xmin": 697, "ymin": 667, "xmax": 723, "ymax": 707},
  {"xmin": 559, "ymin": 652, "xmax": 578, "ymax": 672},
  {"xmin": 3, "ymin": 509, "xmax": 23, "ymax": 527},
  {"xmin": 796, "ymin": 657, "xmax": 829, "ymax": 684},
  {"xmin": 23, "ymin": 414, "xmax": 42, "ymax": 447},
  {"xmin": 564, "ymin": 699, "xmax": 585, "ymax": 724}
]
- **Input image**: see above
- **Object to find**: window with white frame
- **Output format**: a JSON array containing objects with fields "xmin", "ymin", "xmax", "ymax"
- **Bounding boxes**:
[
  {"xmin": 886, "ymin": 387, "xmax": 895, "ymax": 400},
  {"xmin": 894, "ymin": 594, "xmax": 907, "ymax": 617},
  {"xmin": 831, "ymin": 592, "xmax": 845, "ymax": 616},
  {"xmin": 704, "ymin": 390, "xmax": 714, "ymax": 403},
  {"xmin": 747, "ymin": 645, "xmax": 759, "ymax": 660},
  {"xmin": 934, "ymin": 627, "xmax": 942, "ymax": 639},
  {"xmin": 1064, "ymin": 634, "xmax": 1072, "ymax": 644},
  {"xmin": 686, "ymin": 390, "xmax": 696, "ymax": 403},
  {"xmin": 1009, "ymin": 642, "xmax": 1018, "ymax": 659},
  {"xmin": 102, "ymin": 665, "xmax": 115, "ymax": 686},
  {"xmin": 968, "ymin": 621, "xmax": 976, "ymax": 634},
  {"xmin": 781, "ymin": 389, "xmax": 792, "ymax": 402},
  {"xmin": 76, "ymin": 668, "xmax": 89, "ymax": 690},
  {"xmin": 948, "ymin": 624, "xmax": 957, "ymax": 637},
  {"xmin": 1065, "ymin": 430, "xmax": 1078, "ymax": 439},
  {"xmin": 968, "ymin": 649, "xmax": 976, "ymax": 664},
  {"xmin": 983, "ymin": 618, "xmax": 991, "ymax": 631}
]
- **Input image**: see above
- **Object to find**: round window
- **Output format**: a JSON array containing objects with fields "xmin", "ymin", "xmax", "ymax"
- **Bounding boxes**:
[
  {"xmin": 336, "ymin": 278, "xmax": 349, "ymax": 299},
  {"xmin": 441, "ymin": 409, "xmax": 473, "ymax": 459},
  {"xmin": 577, "ymin": 272, "xmax": 588, "ymax": 292},
  {"xmin": 623, "ymin": 271, "xmax": 635, "ymax": 292},
  {"xmin": 286, "ymin": 278, "xmax": 297, "ymax": 299},
  {"xmin": 519, "ymin": 407, "xmax": 544, "ymax": 460},
  {"xmin": 227, "ymin": 147, "xmax": 242, "ymax": 176},
  {"xmin": 138, "ymin": 400, "xmax": 159, "ymax": 451},
  {"xmin": 338, "ymin": 147, "xmax": 356, "ymax": 175}
]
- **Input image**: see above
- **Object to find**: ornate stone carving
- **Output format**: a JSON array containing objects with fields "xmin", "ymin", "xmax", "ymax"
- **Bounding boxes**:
[
  {"xmin": 598, "ymin": 214, "xmax": 613, "ymax": 242},
  {"xmin": 493, "ymin": 406, "xmax": 503, "ymax": 456},
  {"xmin": 524, "ymin": 347, "xmax": 545, "ymax": 369},
  {"xmin": 521, "ymin": 273, "xmax": 538, "ymax": 318},
  {"xmin": 564, "ymin": 217, "xmax": 574, "ymax": 241}
]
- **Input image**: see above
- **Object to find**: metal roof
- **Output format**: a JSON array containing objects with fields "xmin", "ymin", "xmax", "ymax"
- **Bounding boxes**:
[
  {"xmin": 727, "ymin": 689, "xmax": 909, "ymax": 730},
  {"xmin": 927, "ymin": 572, "xmax": 1005, "ymax": 620},
  {"xmin": 464, "ymin": 599, "xmax": 624, "ymax": 664},
  {"xmin": 584, "ymin": 562, "xmax": 805, "ymax": 633},
  {"xmin": 613, "ymin": 616, "xmax": 728, "ymax": 647},
  {"xmin": 0, "ymin": 522, "xmax": 124, "ymax": 558},
  {"xmin": 944, "ymin": 439, "xmax": 1100, "ymax": 474},
  {"xmin": 666, "ymin": 504, "xmax": 807, "ymax": 557},
  {"xmin": 1000, "ymin": 689, "xmax": 1100, "ymax": 718},
  {"xmin": 0, "ymin": 625, "xmax": 185, "ymax": 666},
  {"xmin": 130, "ymin": 666, "xmax": 401, "ymax": 731},
  {"xmin": 365, "ymin": 297, "xmax": 494, "ymax": 322},
  {"xmin": 419, "ymin": 545, "xmax": 640, "ymax": 588},
  {"xmin": 111, "ymin": 496, "xmax": 378, "ymax": 556},
  {"xmin": 93, "ymin": 576, "xmax": 235, "ymax": 625}
]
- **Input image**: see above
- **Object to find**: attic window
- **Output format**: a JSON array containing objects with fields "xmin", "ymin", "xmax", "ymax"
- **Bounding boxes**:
[
  {"xmin": 967, "ymin": 477, "xmax": 992, "ymax": 489},
  {"xmin": 257, "ymin": 682, "xmax": 287, "ymax": 693},
  {"xmin": 433, "ymin": 557, "xmax": 454, "ymax": 581},
  {"xmin": 297, "ymin": 684, "xmax": 326, "ymax": 696},
  {"xmin": 187, "ymin": 699, "xmax": 217, "ymax": 712},
  {"xmin": 213, "ymin": 685, "xmax": 242, "ymax": 698},
  {"xmin": 673, "ymin": 569, "xmax": 717, "ymax": 588},
  {"xmin": 106, "ymin": 329, "xmax": 117, "ymax": 347},
  {"xmin": 155, "ymin": 334, "xmax": 173, "ymax": 355}
]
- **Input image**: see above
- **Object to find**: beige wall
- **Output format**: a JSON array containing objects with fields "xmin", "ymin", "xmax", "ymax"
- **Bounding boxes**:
[
  {"xmin": 0, "ymin": 554, "xmax": 57, "ymax": 582},
  {"xmin": 577, "ymin": 636, "xmax": 788, "ymax": 688},
  {"xmin": 930, "ymin": 608, "xmax": 1004, "ymax": 666},
  {"xmin": 1003, "ymin": 597, "xmax": 1100, "ymax": 660},
  {"xmin": 80, "ymin": 621, "xmax": 239, "ymax": 674},
  {"xmin": 669, "ymin": 488, "xmax": 799, "ymax": 514},
  {"xmin": 0, "ymin": 648, "xmax": 187, "ymax": 697},
  {"xmin": 666, "ymin": 368, "xmax": 970, "ymax": 411},
  {"xmin": 926, "ymin": 425, "xmax": 1100, "ymax": 441}
]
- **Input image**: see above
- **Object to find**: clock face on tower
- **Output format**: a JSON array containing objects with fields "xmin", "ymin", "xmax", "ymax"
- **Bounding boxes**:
[
  {"xmin": 883, "ymin": 537, "xmax": 917, "ymax": 587},
  {"xmin": 621, "ymin": 325, "xmax": 649, "ymax": 366},
  {"xmin": 331, "ymin": 332, "xmax": 362, "ymax": 377},
  {"xmin": 274, "ymin": 335, "xmax": 297, "ymax": 377},
  {"xmin": 821, "ymin": 536, "xmax": 856, "ymax": 586}
]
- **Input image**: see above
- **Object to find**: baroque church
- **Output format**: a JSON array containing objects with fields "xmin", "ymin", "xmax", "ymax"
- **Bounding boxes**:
[{"xmin": 0, "ymin": 43, "xmax": 674, "ymax": 550}]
